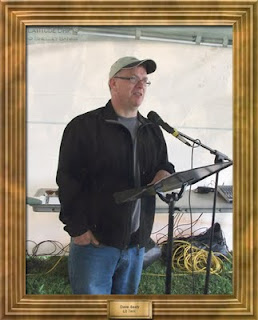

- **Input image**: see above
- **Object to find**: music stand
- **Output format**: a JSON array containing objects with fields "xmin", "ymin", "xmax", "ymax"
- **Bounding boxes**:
[{"xmin": 114, "ymin": 161, "xmax": 233, "ymax": 294}]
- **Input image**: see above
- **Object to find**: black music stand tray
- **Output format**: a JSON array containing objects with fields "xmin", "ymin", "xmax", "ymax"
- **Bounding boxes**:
[{"xmin": 114, "ymin": 161, "xmax": 232, "ymax": 294}]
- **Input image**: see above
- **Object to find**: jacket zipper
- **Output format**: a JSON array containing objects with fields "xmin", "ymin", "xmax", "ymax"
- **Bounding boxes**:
[
  {"xmin": 134, "ymin": 122, "xmax": 154, "ymax": 249},
  {"xmin": 105, "ymin": 119, "xmax": 152, "ymax": 248},
  {"xmin": 105, "ymin": 119, "xmax": 136, "ymax": 248}
]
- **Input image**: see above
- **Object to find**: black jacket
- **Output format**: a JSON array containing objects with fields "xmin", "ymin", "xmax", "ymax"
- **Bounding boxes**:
[{"xmin": 56, "ymin": 100, "xmax": 175, "ymax": 249}]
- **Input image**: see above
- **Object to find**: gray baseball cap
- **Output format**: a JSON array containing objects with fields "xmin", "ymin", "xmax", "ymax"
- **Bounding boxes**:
[{"xmin": 109, "ymin": 56, "xmax": 156, "ymax": 79}]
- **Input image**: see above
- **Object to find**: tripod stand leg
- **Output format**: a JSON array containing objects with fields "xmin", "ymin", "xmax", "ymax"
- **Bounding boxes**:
[{"xmin": 204, "ymin": 172, "xmax": 219, "ymax": 294}]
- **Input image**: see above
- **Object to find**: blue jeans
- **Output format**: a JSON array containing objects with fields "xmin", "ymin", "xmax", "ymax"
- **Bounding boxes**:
[{"xmin": 68, "ymin": 241, "xmax": 145, "ymax": 294}]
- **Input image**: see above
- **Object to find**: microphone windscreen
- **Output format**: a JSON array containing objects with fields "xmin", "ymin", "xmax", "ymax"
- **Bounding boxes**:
[{"xmin": 147, "ymin": 111, "xmax": 161, "ymax": 124}]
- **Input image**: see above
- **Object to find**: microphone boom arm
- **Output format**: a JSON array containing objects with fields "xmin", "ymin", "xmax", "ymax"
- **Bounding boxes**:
[{"xmin": 175, "ymin": 130, "xmax": 232, "ymax": 162}]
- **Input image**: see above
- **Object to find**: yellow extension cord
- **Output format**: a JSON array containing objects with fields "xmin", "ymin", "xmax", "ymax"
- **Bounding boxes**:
[
  {"xmin": 142, "ymin": 240, "xmax": 232, "ymax": 278},
  {"xmin": 27, "ymin": 254, "xmax": 65, "ymax": 276}
]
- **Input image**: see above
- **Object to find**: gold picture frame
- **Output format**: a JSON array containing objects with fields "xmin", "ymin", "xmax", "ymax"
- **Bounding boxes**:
[{"xmin": 0, "ymin": 1, "xmax": 257, "ymax": 319}]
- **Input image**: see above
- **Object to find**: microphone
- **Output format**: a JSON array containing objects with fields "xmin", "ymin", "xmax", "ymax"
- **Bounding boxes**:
[{"xmin": 147, "ymin": 111, "xmax": 191, "ymax": 147}]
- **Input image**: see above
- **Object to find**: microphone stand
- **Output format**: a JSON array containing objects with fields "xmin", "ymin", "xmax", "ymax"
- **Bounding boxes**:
[
  {"xmin": 175, "ymin": 129, "xmax": 232, "ymax": 294},
  {"xmin": 203, "ymin": 153, "xmax": 228, "ymax": 294}
]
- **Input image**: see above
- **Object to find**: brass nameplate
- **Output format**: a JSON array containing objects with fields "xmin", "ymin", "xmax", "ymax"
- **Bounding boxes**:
[{"xmin": 108, "ymin": 300, "xmax": 152, "ymax": 319}]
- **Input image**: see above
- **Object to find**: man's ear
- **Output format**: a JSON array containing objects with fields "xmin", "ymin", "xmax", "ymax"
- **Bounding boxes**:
[{"xmin": 109, "ymin": 78, "xmax": 116, "ymax": 91}]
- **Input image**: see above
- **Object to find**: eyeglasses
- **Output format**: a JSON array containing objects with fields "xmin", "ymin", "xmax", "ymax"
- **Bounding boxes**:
[{"xmin": 114, "ymin": 75, "xmax": 151, "ymax": 86}]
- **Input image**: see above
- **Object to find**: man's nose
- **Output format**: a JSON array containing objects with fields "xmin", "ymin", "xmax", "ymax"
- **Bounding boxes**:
[{"xmin": 136, "ymin": 79, "xmax": 145, "ymax": 88}]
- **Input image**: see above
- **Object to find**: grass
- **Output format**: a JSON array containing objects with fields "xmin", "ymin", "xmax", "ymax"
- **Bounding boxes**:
[{"xmin": 26, "ymin": 255, "xmax": 232, "ymax": 295}]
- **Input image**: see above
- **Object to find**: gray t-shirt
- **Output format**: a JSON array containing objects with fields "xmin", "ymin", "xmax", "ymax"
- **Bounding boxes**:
[{"xmin": 117, "ymin": 115, "xmax": 141, "ymax": 234}]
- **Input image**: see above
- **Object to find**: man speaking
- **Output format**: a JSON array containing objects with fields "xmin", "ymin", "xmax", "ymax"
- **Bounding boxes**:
[{"xmin": 56, "ymin": 56, "xmax": 175, "ymax": 294}]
